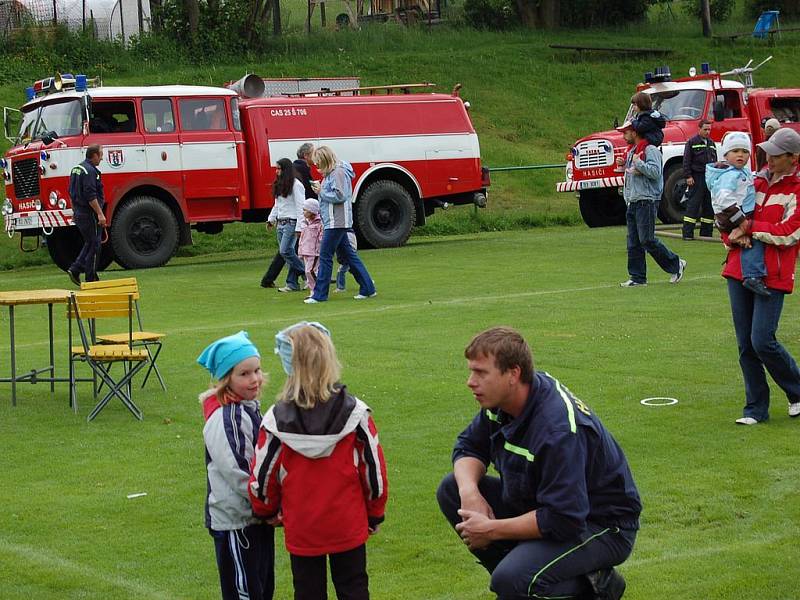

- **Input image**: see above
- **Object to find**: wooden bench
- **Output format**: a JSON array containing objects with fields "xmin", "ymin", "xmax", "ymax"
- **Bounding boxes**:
[
  {"xmin": 713, "ymin": 26, "xmax": 800, "ymax": 42},
  {"xmin": 549, "ymin": 44, "xmax": 672, "ymax": 56}
]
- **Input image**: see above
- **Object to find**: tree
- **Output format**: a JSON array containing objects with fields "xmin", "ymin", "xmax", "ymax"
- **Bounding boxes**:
[
  {"xmin": 701, "ymin": 0, "xmax": 712, "ymax": 37},
  {"xmin": 184, "ymin": 0, "xmax": 199, "ymax": 36},
  {"xmin": 513, "ymin": 0, "xmax": 558, "ymax": 27}
]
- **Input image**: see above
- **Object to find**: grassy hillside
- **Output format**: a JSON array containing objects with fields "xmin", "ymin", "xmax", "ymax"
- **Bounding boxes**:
[{"xmin": 2, "ymin": 8, "xmax": 800, "ymax": 268}]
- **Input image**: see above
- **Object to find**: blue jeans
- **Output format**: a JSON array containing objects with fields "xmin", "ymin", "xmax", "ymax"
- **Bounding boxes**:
[
  {"xmin": 626, "ymin": 201, "xmax": 680, "ymax": 283},
  {"xmin": 741, "ymin": 239, "xmax": 767, "ymax": 279},
  {"xmin": 727, "ymin": 278, "xmax": 800, "ymax": 421},
  {"xmin": 276, "ymin": 221, "xmax": 304, "ymax": 290},
  {"xmin": 437, "ymin": 473, "xmax": 637, "ymax": 600},
  {"xmin": 312, "ymin": 228, "xmax": 375, "ymax": 302}
]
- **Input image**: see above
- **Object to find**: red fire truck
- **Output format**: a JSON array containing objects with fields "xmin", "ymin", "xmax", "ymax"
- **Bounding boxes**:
[
  {"xmin": 557, "ymin": 58, "xmax": 800, "ymax": 228},
  {"xmin": 2, "ymin": 74, "xmax": 489, "ymax": 270}
]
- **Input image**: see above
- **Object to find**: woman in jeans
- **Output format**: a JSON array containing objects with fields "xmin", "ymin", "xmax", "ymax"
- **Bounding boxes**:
[
  {"xmin": 264, "ymin": 158, "xmax": 306, "ymax": 292},
  {"xmin": 724, "ymin": 128, "xmax": 800, "ymax": 425},
  {"xmin": 304, "ymin": 146, "xmax": 376, "ymax": 304}
]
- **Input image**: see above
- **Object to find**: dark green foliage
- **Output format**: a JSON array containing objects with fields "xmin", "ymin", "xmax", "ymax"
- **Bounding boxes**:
[
  {"xmin": 744, "ymin": 0, "xmax": 800, "ymax": 19},
  {"xmin": 463, "ymin": 0, "xmax": 519, "ymax": 30},
  {"xmin": 684, "ymin": 0, "xmax": 736, "ymax": 21},
  {"xmin": 560, "ymin": 0, "xmax": 649, "ymax": 26}
]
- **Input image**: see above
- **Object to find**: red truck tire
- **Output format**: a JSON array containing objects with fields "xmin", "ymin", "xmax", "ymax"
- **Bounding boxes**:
[
  {"xmin": 356, "ymin": 180, "xmax": 416, "ymax": 248},
  {"xmin": 110, "ymin": 196, "xmax": 179, "ymax": 269}
]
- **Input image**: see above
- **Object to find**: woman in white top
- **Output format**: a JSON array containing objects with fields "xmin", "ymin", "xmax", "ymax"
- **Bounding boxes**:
[{"xmin": 265, "ymin": 158, "xmax": 306, "ymax": 292}]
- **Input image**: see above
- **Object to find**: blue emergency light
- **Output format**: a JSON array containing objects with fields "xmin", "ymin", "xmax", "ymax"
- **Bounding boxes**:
[
  {"xmin": 701, "ymin": 62, "xmax": 710, "ymax": 74},
  {"xmin": 25, "ymin": 87, "xmax": 35, "ymax": 101},
  {"xmin": 75, "ymin": 74, "xmax": 87, "ymax": 92}
]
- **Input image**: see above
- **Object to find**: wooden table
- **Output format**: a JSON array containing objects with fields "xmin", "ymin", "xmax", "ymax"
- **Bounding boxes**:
[{"xmin": 0, "ymin": 289, "xmax": 71, "ymax": 406}]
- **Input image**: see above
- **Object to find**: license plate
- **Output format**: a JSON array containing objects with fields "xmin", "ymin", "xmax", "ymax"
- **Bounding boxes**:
[
  {"xmin": 14, "ymin": 215, "xmax": 38, "ymax": 228},
  {"xmin": 578, "ymin": 180, "xmax": 603, "ymax": 190}
]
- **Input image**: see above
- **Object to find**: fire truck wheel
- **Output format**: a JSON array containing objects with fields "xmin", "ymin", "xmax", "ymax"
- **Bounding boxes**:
[
  {"xmin": 578, "ymin": 189, "xmax": 626, "ymax": 228},
  {"xmin": 46, "ymin": 227, "xmax": 115, "ymax": 272},
  {"xmin": 356, "ymin": 180, "xmax": 416, "ymax": 248},
  {"xmin": 659, "ymin": 165, "xmax": 687, "ymax": 225},
  {"xmin": 111, "ymin": 196, "xmax": 179, "ymax": 269}
]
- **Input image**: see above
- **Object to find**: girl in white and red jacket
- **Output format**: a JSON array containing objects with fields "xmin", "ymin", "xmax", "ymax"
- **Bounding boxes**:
[
  {"xmin": 249, "ymin": 322, "xmax": 388, "ymax": 600},
  {"xmin": 197, "ymin": 331, "xmax": 275, "ymax": 600}
]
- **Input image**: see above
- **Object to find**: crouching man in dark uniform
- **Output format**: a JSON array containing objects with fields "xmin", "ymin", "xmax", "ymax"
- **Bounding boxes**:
[
  {"xmin": 67, "ymin": 144, "xmax": 106, "ymax": 285},
  {"xmin": 437, "ymin": 327, "xmax": 641, "ymax": 600}
]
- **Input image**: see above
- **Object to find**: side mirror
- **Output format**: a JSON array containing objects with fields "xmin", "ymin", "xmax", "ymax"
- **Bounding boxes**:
[
  {"xmin": 713, "ymin": 99, "xmax": 725, "ymax": 122},
  {"xmin": 613, "ymin": 117, "xmax": 619, "ymax": 129}
]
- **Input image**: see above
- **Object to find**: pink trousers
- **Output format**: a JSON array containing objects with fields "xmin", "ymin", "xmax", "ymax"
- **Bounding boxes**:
[{"xmin": 301, "ymin": 255, "xmax": 319, "ymax": 292}]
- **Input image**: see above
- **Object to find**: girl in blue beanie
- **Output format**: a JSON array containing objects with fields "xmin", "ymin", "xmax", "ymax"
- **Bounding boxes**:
[{"xmin": 197, "ymin": 331, "xmax": 276, "ymax": 600}]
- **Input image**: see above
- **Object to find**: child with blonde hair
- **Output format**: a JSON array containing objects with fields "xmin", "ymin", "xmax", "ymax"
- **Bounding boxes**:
[
  {"xmin": 250, "ymin": 322, "xmax": 388, "ymax": 600},
  {"xmin": 197, "ymin": 331, "xmax": 275, "ymax": 600},
  {"xmin": 298, "ymin": 198, "xmax": 324, "ymax": 296}
]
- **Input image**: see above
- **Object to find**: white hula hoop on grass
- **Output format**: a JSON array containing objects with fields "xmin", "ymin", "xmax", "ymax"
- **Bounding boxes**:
[{"xmin": 640, "ymin": 397, "xmax": 678, "ymax": 406}]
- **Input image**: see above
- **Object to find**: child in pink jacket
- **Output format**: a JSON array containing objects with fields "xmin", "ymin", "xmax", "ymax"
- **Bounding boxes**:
[{"xmin": 298, "ymin": 199, "xmax": 324, "ymax": 296}]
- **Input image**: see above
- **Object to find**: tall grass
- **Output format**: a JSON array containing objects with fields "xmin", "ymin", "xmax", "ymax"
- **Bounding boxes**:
[{"xmin": 2, "ymin": 6, "xmax": 799, "ymax": 269}]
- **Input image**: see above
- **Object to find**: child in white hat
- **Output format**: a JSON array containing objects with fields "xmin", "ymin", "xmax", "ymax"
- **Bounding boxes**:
[
  {"xmin": 706, "ymin": 132, "xmax": 768, "ymax": 296},
  {"xmin": 298, "ymin": 198, "xmax": 323, "ymax": 297}
]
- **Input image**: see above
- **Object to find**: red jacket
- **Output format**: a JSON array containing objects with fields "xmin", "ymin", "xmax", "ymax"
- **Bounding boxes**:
[
  {"xmin": 249, "ymin": 387, "xmax": 388, "ymax": 556},
  {"xmin": 722, "ymin": 167, "xmax": 800, "ymax": 293}
]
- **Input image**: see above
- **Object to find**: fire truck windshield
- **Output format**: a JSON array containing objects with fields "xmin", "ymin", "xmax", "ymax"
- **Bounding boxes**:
[
  {"xmin": 16, "ymin": 99, "xmax": 83, "ymax": 145},
  {"xmin": 650, "ymin": 89, "xmax": 706, "ymax": 121}
]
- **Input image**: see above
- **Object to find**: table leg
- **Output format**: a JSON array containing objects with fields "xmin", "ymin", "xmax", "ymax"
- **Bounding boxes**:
[
  {"xmin": 48, "ymin": 303, "xmax": 55, "ymax": 393},
  {"xmin": 9, "ymin": 305, "xmax": 15, "ymax": 407}
]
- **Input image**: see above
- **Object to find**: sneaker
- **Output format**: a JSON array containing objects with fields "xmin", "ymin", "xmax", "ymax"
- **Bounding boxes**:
[
  {"xmin": 670, "ymin": 258, "xmax": 687, "ymax": 284},
  {"xmin": 735, "ymin": 417, "xmax": 759, "ymax": 425},
  {"xmin": 742, "ymin": 277, "xmax": 770, "ymax": 297},
  {"xmin": 67, "ymin": 269, "xmax": 81, "ymax": 287},
  {"xmin": 277, "ymin": 286, "xmax": 298, "ymax": 293},
  {"xmin": 353, "ymin": 292, "xmax": 378, "ymax": 300},
  {"xmin": 619, "ymin": 280, "xmax": 647, "ymax": 287},
  {"xmin": 789, "ymin": 402, "xmax": 800, "ymax": 418},
  {"xmin": 586, "ymin": 567, "xmax": 626, "ymax": 600},
  {"xmin": 304, "ymin": 297, "xmax": 320, "ymax": 304},
  {"xmin": 333, "ymin": 288, "xmax": 345, "ymax": 293}
]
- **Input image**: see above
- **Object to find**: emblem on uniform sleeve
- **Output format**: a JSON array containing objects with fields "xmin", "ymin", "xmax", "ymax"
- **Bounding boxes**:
[{"xmin": 107, "ymin": 149, "xmax": 124, "ymax": 168}]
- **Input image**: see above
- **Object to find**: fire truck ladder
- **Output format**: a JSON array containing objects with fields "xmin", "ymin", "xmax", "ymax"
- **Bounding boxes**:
[{"xmin": 283, "ymin": 82, "xmax": 436, "ymax": 96}]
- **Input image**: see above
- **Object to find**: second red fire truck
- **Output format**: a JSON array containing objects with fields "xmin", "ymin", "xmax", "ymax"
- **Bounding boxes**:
[{"xmin": 558, "ymin": 58, "xmax": 800, "ymax": 228}]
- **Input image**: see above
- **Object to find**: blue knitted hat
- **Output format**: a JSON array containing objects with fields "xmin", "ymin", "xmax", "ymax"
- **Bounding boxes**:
[
  {"xmin": 197, "ymin": 331, "xmax": 260, "ymax": 379},
  {"xmin": 274, "ymin": 321, "xmax": 331, "ymax": 375}
]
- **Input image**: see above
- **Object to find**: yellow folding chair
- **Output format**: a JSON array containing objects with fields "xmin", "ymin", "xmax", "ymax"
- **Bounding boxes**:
[
  {"xmin": 68, "ymin": 291, "xmax": 149, "ymax": 421},
  {"xmin": 80, "ymin": 278, "xmax": 166, "ymax": 390}
]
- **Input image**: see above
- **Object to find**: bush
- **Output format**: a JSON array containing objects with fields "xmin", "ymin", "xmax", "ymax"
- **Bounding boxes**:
[
  {"xmin": 684, "ymin": 0, "xmax": 736, "ymax": 21},
  {"xmin": 560, "ymin": 0, "xmax": 649, "ymax": 27},
  {"xmin": 744, "ymin": 0, "xmax": 800, "ymax": 19},
  {"xmin": 463, "ymin": 0, "xmax": 518, "ymax": 30}
]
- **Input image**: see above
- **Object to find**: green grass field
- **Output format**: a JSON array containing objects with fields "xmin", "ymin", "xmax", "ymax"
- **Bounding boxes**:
[{"xmin": 1, "ymin": 226, "xmax": 799, "ymax": 599}]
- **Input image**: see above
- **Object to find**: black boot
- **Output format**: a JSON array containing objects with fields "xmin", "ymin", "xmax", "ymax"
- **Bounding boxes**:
[
  {"xmin": 586, "ymin": 567, "xmax": 626, "ymax": 600},
  {"xmin": 682, "ymin": 222, "xmax": 695, "ymax": 240},
  {"xmin": 699, "ymin": 224, "xmax": 715, "ymax": 238}
]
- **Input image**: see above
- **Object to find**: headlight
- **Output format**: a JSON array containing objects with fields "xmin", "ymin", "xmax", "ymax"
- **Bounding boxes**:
[
  {"xmin": 2, "ymin": 199, "xmax": 12, "ymax": 215},
  {"xmin": 57, "ymin": 199, "xmax": 67, "ymax": 209},
  {"xmin": 0, "ymin": 158, "xmax": 7, "ymax": 169},
  {"xmin": 34, "ymin": 199, "xmax": 42, "ymax": 210},
  {"xmin": 49, "ymin": 191, "xmax": 58, "ymax": 207},
  {"xmin": 3, "ymin": 170, "xmax": 9, "ymax": 181}
]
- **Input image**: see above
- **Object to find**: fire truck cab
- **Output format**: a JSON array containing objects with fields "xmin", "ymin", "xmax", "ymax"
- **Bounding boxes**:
[
  {"xmin": 557, "ymin": 60, "xmax": 800, "ymax": 228},
  {"xmin": 3, "ymin": 74, "xmax": 489, "ymax": 271}
]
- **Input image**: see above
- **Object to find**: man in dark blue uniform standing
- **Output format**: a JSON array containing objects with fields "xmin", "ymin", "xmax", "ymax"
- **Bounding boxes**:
[
  {"xmin": 681, "ymin": 120, "xmax": 717, "ymax": 240},
  {"xmin": 67, "ymin": 144, "xmax": 106, "ymax": 286},
  {"xmin": 437, "ymin": 327, "xmax": 641, "ymax": 600}
]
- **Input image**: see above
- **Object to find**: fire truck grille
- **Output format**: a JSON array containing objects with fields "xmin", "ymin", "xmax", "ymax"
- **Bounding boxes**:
[
  {"xmin": 12, "ymin": 158, "xmax": 40, "ymax": 199},
  {"xmin": 575, "ymin": 140, "xmax": 613, "ymax": 169}
]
